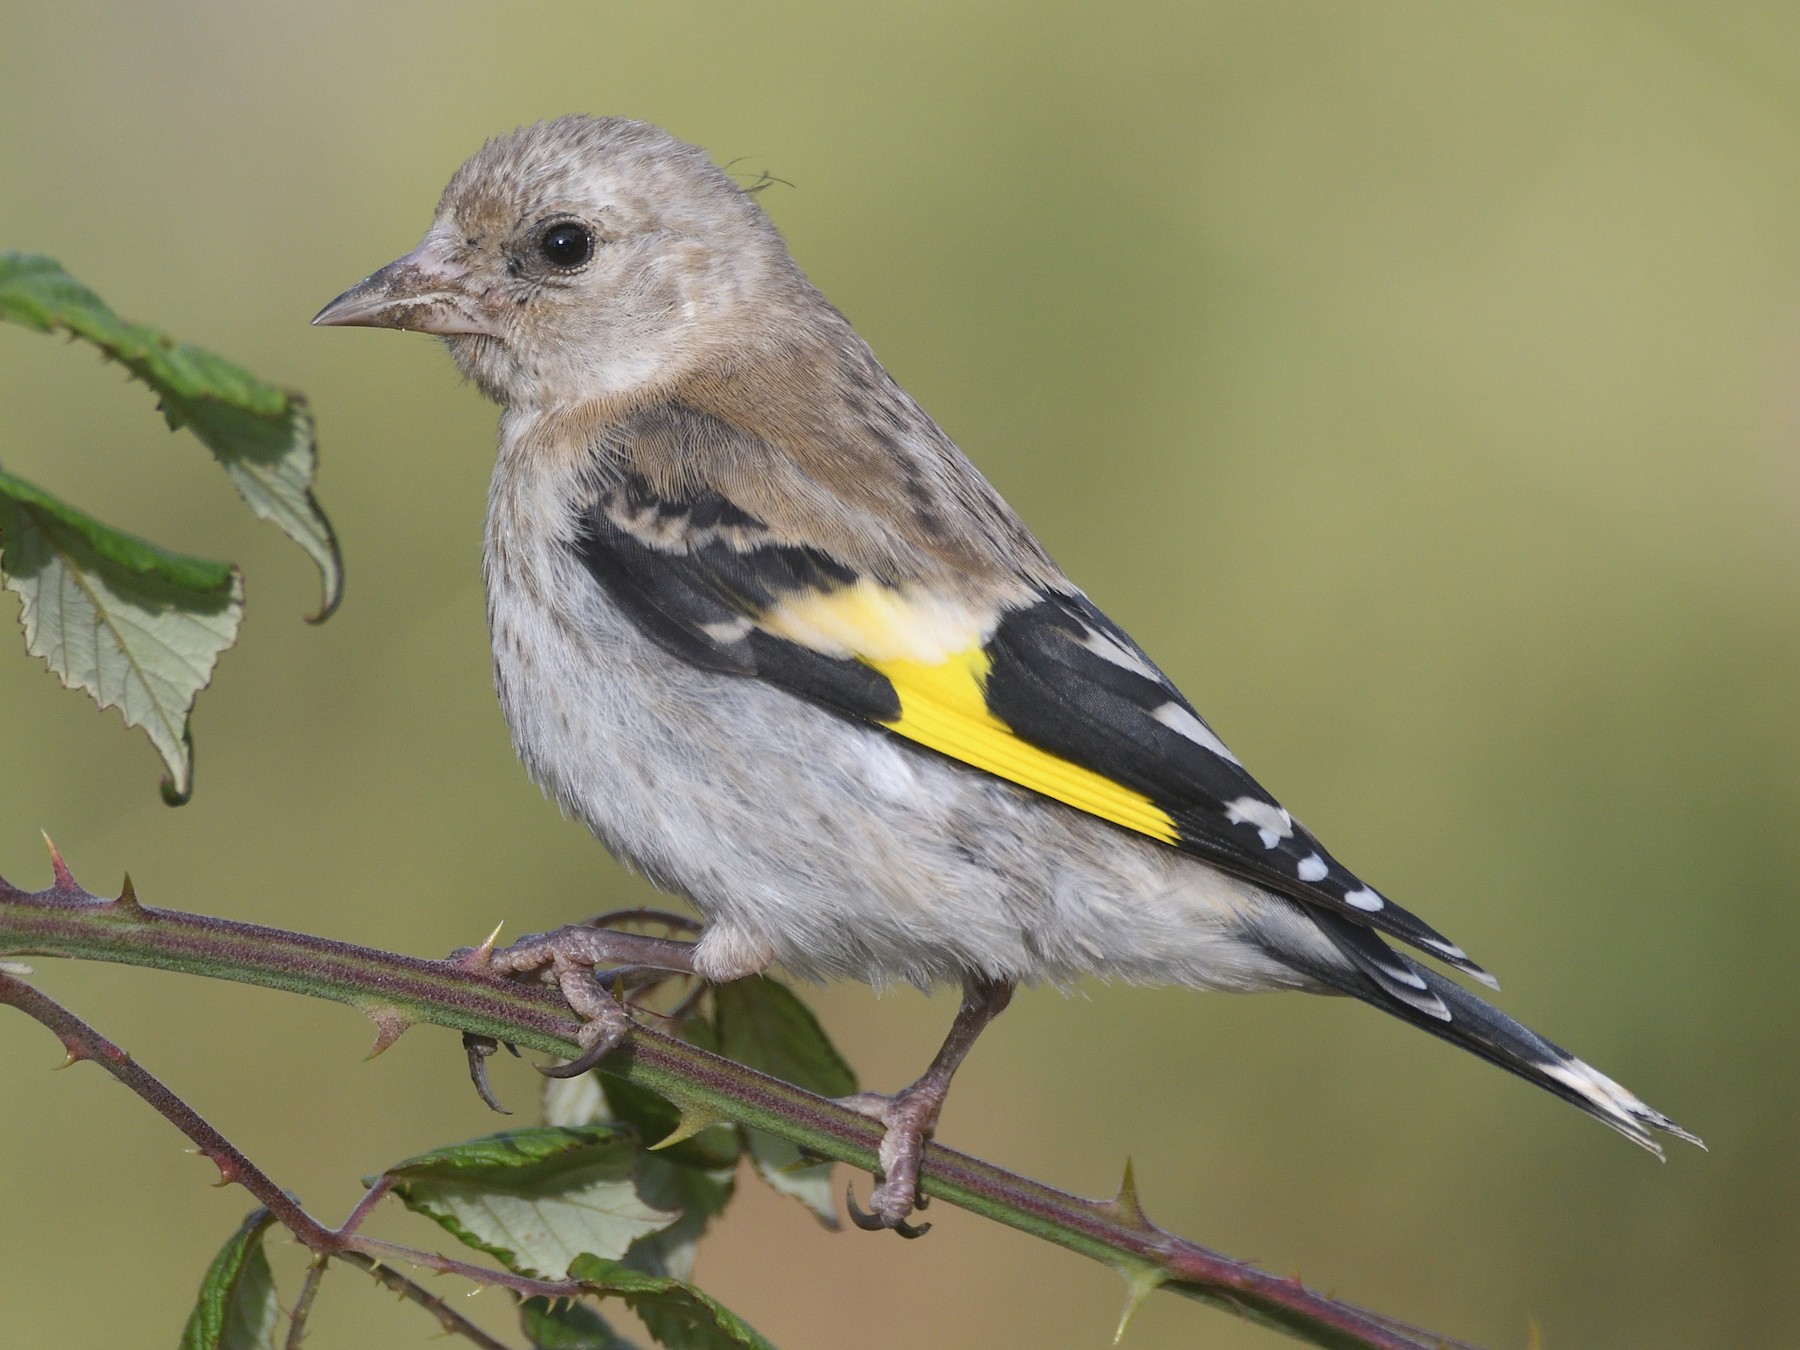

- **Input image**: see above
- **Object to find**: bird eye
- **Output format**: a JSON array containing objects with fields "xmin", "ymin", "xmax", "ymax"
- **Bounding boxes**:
[{"xmin": 536, "ymin": 220, "xmax": 594, "ymax": 269}]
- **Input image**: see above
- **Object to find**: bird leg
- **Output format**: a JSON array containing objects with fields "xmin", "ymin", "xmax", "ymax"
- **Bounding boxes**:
[
  {"xmin": 842, "ymin": 976, "xmax": 1014, "ymax": 1237},
  {"xmin": 461, "ymin": 922, "xmax": 702, "ymax": 1105},
  {"xmin": 489, "ymin": 922, "xmax": 700, "ymax": 989},
  {"xmin": 570, "ymin": 907, "xmax": 702, "ymax": 937}
]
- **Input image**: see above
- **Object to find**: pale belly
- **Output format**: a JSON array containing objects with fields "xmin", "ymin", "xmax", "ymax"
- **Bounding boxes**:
[{"xmin": 485, "ymin": 541, "xmax": 1331, "ymax": 995}]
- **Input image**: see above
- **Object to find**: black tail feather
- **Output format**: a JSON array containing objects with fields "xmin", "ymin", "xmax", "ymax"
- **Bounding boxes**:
[{"xmin": 1310, "ymin": 937, "xmax": 1702, "ymax": 1155}]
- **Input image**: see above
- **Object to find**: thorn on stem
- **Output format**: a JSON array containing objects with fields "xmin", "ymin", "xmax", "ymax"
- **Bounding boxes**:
[
  {"xmin": 114, "ymin": 873, "xmax": 142, "ymax": 910},
  {"xmin": 649, "ymin": 1102, "xmax": 729, "ymax": 1151},
  {"xmin": 1103, "ymin": 1158, "xmax": 1154, "ymax": 1231},
  {"xmin": 364, "ymin": 1007, "xmax": 413, "ymax": 1060},
  {"xmin": 457, "ymin": 923, "xmax": 505, "ymax": 972},
  {"xmin": 41, "ymin": 832, "xmax": 77, "ymax": 893},
  {"xmin": 1112, "ymin": 1265, "xmax": 1168, "ymax": 1343}
]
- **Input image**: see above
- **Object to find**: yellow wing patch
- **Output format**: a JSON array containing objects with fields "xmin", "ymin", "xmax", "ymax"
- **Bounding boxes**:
[
  {"xmin": 868, "ymin": 648, "xmax": 1179, "ymax": 846},
  {"xmin": 759, "ymin": 580, "xmax": 1178, "ymax": 845},
  {"xmin": 760, "ymin": 578, "xmax": 989, "ymax": 663}
]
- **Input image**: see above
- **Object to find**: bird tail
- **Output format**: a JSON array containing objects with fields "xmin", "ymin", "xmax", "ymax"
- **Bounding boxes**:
[{"xmin": 1308, "ymin": 922, "xmax": 1703, "ymax": 1156}]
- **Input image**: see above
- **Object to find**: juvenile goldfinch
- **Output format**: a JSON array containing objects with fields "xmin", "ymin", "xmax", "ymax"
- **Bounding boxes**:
[{"xmin": 316, "ymin": 115, "xmax": 1699, "ymax": 1233}]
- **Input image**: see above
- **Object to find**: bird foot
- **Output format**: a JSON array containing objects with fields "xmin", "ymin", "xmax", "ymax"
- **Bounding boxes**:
[
  {"xmin": 499, "ymin": 926, "xmax": 660, "ymax": 1078},
  {"xmin": 837, "ymin": 1087, "xmax": 946, "ymax": 1238},
  {"xmin": 537, "ymin": 988, "xmax": 635, "ymax": 1079},
  {"xmin": 461, "ymin": 1032, "xmax": 521, "ymax": 1113},
  {"xmin": 488, "ymin": 922, "xmax": 698, "ymax": 983},
  {"xmin": 455, "ymin": 922, "xmax": 699, "ymax": 1109}
]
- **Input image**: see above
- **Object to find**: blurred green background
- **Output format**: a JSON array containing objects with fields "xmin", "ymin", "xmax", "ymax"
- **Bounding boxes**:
[{"xmin": 2, "ymin": 3, "xmax": 1794, "ymax": 1347}]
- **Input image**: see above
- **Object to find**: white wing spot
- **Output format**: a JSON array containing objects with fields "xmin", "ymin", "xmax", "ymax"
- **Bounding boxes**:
[
  {"xmin": 1296, "ymin": 853, "xmax": 1328, "ymax": 882},
  {"xmin": 1382, "ymin": 961, "xmax": 1428, "ymax": 990},
  {"xmin": 700, "ymin": 616, "xmax": 753, "ymax": 643},
  {"xmin": 1080, "ymin": 627, "xmax": 1164, "ymax": 683},
  {"xmin": 1224, "ymin": 796, "xmax": 1293, "ymax": 849},
  {"xmin": 1153, "ymin": 703, "xmax": 1241, "ymax": 765},
  {"xmin": 1343, "ymin": 886, "xmax": 1384, "ymax": 912}
]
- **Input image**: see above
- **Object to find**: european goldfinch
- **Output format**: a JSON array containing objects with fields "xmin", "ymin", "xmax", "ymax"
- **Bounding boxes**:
[{"xmin": 316, "ymin": 115, "xmax": 1699, "ymax": 1233}]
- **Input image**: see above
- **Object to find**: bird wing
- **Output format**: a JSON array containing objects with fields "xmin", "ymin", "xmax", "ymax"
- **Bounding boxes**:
[{"xmin": 572, "ymin": 467, "xmax": 1490, "ymax": 983}]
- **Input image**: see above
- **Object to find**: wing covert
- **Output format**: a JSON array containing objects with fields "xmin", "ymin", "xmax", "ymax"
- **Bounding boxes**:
[
  {"xmin": 982, "ymin": 593, "xmax": 1488, "ymax": 977},
  {"xmin": 568, "ymin": 465, "xmax": 1488, "ymax": 981},
  {"xmin": 571, "ymin": 474, "xmax": 900, "ymax": 726}
]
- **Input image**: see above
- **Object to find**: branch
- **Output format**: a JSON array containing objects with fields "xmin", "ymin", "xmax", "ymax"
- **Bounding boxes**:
[
  {"xmin": 334, "ymin": 1252, "xmax": 520, "ymax": 1350},
  {"xmin": 0, "ymin": 861, "xmax": 1484, "ymax": 1350},
  {"xmin": 284, "ymin": 1257, "xmax": 329, "ymax": 1350},
  {"xmin": 0, "ymin": 971, "xmax": 562, "ymax": 1350}
]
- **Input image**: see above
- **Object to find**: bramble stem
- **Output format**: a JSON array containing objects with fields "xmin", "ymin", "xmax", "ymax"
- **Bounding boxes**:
[
  {"xmin": 0, "ymin": 868, "xmax": 1483, "ymax": 1350},
  {"xmin": 0, "ymin": 966, "xmax": 575, "ymax": 1350},
  {"xmin": 335, "ymin": 1252, "xmax": 520, "ymax": 1350},
  {"xmin": 284, "ymin": 1257, "xmax": 329, "ymax": 1350},
  {"xmin": 0, "ymin": 969, "xmax": 336, "ymax": 1246}
]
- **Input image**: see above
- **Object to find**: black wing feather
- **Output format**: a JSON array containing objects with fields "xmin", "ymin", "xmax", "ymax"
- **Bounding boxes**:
[
  {"xmin": 985, "ymin": 594, "xmax": 1491, "ymax": 979},
  {"xmin": 572, "ymin": 476, "xmax": 899, "ymax": 723},
  {"xmin": 571, "ymin": 470, "xmax": 1488, "ymax": 981}
]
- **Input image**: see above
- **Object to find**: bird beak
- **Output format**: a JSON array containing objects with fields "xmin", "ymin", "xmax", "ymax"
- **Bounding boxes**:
[{"xmin": 312, "ymin": 237, "xmax": 500, "ymax": 336}]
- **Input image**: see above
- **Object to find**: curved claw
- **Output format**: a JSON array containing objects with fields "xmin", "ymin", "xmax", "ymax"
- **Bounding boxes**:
[
  {"xmin": 844, "ymin": 1182, "xmax": 931, "ymax": 1239},
  {"xmin": 844, "ymin": 1183, "xmax": 886, "ymax": 1232},
  {"xmin": 537, "ymin": 1019, "xmax": 628, "ymax": 1079},
  {"xmin": 462, "ymin": 1033, "xmax": 512, "ymax": 1115}
]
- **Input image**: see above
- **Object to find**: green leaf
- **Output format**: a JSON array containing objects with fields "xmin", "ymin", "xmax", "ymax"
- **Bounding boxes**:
[
  {"xmin": 623, "ymin": 1151, "xmax": 736, "ymax": 1285},
  {"xmin": 520, "ymin": 1297, "xmax": 641, "ymax": 1350},
  {"xmin": 0, "ymin": 251, "xmax": 342, "ymax": 620},
  {"xmin": 0, "ymin": 466, "xmax": 242, "ymax": 804},
  {"xmin": 542, "ymin": 1070, "xmax": 612, "ymax": 1129},
  {"xmin": 544, "ymin": 1018, "xmax": 743, "ymax": 1173},
  {"xmin": 179, "ymin": 1208, "xmax": 281, "ymax": 1350},
  {"xmin": 568, "ymin": 1255, "xmax": 778, "ymax": 1350},
  {"xmin": 385, "ymin": 1125, "xmax": 678, "ymax": 1280},
  {"xmin": 540, "ymin": 1029, "xmax": 740, "ymax": 1283},
  {"xmin": 604, "ymin": 1081, "xmax": 741, "ymax": 1173},
  {"xmin": 598, "ymin": 1072, "xmax": 683, "ymax": 1142},
  {"xmin": 713, "ymin": 978, "xmax": 856, "ymax": 1227}
]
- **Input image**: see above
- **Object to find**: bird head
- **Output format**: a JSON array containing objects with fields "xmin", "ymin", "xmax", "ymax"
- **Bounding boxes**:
[{"xmin": 313, "ymin": 115, "xmax": 791, "ymax": 407}]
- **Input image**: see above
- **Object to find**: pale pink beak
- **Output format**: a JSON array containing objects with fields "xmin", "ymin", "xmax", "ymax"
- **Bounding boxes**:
[{"xmin": 312, "ymin": 237, "xmax": 500, "ymax": 337}]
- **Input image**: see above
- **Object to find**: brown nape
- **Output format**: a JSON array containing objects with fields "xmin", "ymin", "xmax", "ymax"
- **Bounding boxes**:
[{"xmin": 652, "ymin": 328, "xmax": 1062, "ymax": 591}]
